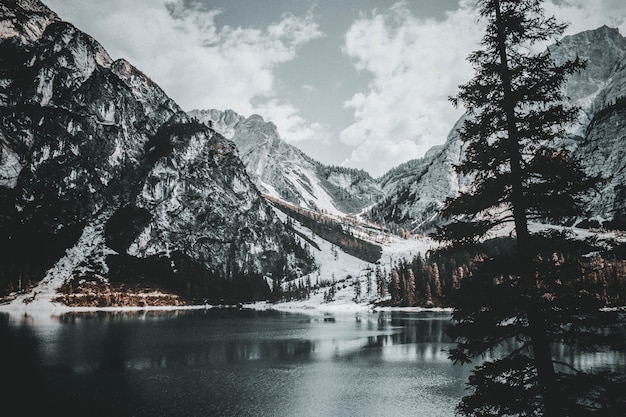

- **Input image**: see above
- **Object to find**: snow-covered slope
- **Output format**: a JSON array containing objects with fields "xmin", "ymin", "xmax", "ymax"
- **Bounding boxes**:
[
  {"xmin": 189, "ymin": 109, "xmax": 383, "ymax": 216},
  {"xmin": 0, "ymin": 0, "xmax": 313, "ymax": 306},
  {"xmin": 263, "ymin": 203, "xmax": 439, "ymax": 311}
]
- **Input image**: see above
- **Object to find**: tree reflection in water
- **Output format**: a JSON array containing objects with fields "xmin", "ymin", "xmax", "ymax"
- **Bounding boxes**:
[{"xmin": 1, "ymin": 309, "xmax": 623, "ymax": 417}]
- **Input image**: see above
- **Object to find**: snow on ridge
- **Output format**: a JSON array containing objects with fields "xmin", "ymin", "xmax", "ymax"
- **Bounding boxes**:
[
  {"xmin": 258, "ymin": 181, "xmax": 281, "ymax": 200},
  {"xmin": 284, "ymin": 165, "xmax": 342, "ymax": 215},
  {"xmin": 188, "ymin": 108, "xmax": 381, "ymax": 217}
]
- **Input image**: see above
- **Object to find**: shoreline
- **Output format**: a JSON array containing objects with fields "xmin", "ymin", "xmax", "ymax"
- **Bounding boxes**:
[{"xmin": 0, "ymin": 297, "xmax": 454, "ymax": 322}]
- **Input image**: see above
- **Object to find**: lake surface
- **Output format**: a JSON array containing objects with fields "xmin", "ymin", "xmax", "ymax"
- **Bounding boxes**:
[{"xmin": 1, "ymin": 308, "xmax": 623, "ymax": 417}]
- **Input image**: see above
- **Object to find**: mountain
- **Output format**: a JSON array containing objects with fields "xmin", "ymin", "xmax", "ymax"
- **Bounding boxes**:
[
  {"xmin": 0, "ymin": 0, "xmax": 313, "ymax": 303},
  {"xmin": 189, "ymin": 109, "xmax": 383, "ymax": 216},
  {"xmin": 369, "ymin": 25, "xmax": 626, "ymax": 232},
  {"xmin": 189, "ymin": 27, "xmax": 626, "ymax": 234},
  {"xmin": 553, "ymin": 26, "xmax": 626, "ymax": 228},
  {"xmin": 367, "ymin": 123, "xmax": 462, "ymax": 232}
]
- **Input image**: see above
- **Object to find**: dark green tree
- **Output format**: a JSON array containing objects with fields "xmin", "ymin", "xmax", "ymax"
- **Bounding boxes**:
[{"xmin": 436, "ymin": 0, "xmax": 625, "ymax": 416}]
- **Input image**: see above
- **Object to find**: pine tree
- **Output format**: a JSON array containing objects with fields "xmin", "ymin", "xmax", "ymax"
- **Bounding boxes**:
[
  {"xmin": 424, "ymin": 281, "xmax": 433, "ymax": 308},
  {"xmin": 376, "ymin": 266, "xmax": 386, "ymax": 298},
  {"xmin": 390, "ymin": 269, "xmax": 401, "ymax": 304},
  {"xmin": 353, "ymin": 279, "xmax": 362, "ymax": 303},
  {"xmin": 432, "ymin": 263, "xmax": 442, "ymax": 299},
  {"xmin": 406, "ymin": 269, "xmax": 416, "ymax": 306},
  {"xmin": 436, "ymin": 1, "xmax": 625, "ymax": 416}
]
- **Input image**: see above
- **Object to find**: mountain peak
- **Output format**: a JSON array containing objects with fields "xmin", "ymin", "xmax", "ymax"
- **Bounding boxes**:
[
  {"xmin": 243, "ymin": 114, "xmax": 280, "ymax": 134},
  {"xmin": 0, "ymin": 0, "xmax": 59, "ymax": 44},
  {"xmin": 0, "ymin": 0, "xmax": 314, "ymax": 304},
  {"xmin": 248, "ymin": 114, "xmax": 265, "ymax": 123},
  {"xmin": 557, "ymin": 24, "xmax": 626, "ymax": 56},
  {"xmin": 189, "ymin": 108, "xmax": 383, "ymax": 214},
  {"xmin": 590, "ymin": 24, "xmax": 622, "ymax": 38},
  {"xmin": 2, "ymin": 0, "xmax": 55, "ymax": 15}
]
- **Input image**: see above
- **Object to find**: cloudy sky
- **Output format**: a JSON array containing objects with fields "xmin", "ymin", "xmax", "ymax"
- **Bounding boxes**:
[{"xmin": 44, "ymin": 0, "xmax": 626, "ymax": 177}]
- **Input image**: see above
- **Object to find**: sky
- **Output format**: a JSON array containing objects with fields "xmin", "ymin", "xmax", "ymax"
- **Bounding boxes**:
[{"xmin": 43, "ymin": 0, "xmax": 626, "ymax": 177}]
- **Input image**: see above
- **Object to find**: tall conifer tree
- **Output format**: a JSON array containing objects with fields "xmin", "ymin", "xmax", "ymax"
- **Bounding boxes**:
[{"xmin": 436, "ymin": 1, "xmax": 625, "ymax": 415}]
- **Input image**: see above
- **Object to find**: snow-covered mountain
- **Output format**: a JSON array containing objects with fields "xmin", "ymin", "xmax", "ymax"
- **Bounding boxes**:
[
  {"xmin": 0, "ymin": 0, "xmax": 313, "ymax": 303},
  {"xmin": 189, "ymin": 109, "xmax": 383, "ymax": 216},
  {"xmin": 369, "ymin": 25, "xmax": 626, "ymax": 232},
  {"xmin": 187, "ymin": 29, "xmax": 626, "ymax": 235},
  {"xmin": 2, "ymin": 0, "xmax": 624, "ymax": 312}
]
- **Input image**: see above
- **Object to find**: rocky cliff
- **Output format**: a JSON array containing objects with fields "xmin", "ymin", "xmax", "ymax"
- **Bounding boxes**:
[
  {"xmin": 0, "ymin": 0, "xmax": 313, "ymax": 302},
  {"xmin": 189, "ymin": 109, "xmax": 383, "ymax": 215}
]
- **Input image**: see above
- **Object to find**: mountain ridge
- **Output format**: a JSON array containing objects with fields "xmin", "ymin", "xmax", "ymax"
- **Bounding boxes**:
[
  {"xmin": 0, "ymin": 0, "xmax": 313, "ymax": 303},
  {"xmin": 189, "ymin": 108, "xmax": 383, "ymax": 216},
  {"xmin": 187, "ymin": 28, "xmax": 626, "ymax": 233},
  {"xmin": 365, "ymin": 25, "xmax": 626, "ymax": 232}
]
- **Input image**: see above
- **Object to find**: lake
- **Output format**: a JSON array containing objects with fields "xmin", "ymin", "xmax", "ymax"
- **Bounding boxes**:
[
  {"xmin": 2, "ymin": 308, "xmax": 467, "ymax": 416},
  {"xmin": 1, "ymin": 308, "xmax": 622, "ymax": 417}
]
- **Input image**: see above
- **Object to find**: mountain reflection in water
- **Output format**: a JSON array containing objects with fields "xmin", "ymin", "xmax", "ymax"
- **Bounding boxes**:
[{"xmin": 1, "ymin": 309, "xmax": 623, "ymax": 417}]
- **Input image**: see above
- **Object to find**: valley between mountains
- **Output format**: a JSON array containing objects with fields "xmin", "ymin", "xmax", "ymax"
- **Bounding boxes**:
[{"xmin": 1, "ymin": 0, "xmax": 625, "ymax": 313}]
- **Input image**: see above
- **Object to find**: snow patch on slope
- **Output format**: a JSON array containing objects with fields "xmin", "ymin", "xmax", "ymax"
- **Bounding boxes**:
[
  {"xmin": 268, "ymin": 206, "xmax": 439, "ymax": 312},
  {"xmin": 283, "ymin": 166, "xmax": 343, "ymax": 215},
  {"xmin": 2, "ymin": 218, "xmax": 113, "ymax": 313}
]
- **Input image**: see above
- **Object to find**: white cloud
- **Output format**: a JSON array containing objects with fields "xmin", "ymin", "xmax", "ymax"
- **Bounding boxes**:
[
  {"xmin": 339, "ymin": 0, "xmax": 626, "ymax": 177},
  {"xmin": 43, "ymin": 0, "xmax": 326, "ymax": 143},
  {"xmin": 545, "ymin": 0, "xmax": 626, "ymax": 35},
  {"xmin": 346, "ymin": 138, "xmax": 425, "ymax": 179},
  {"xmin": 339, "ymin": 0, "xmax": 482, "ymax": 176},
  {"xmin": 254, "ymin": 99, "xmax": 330, "ymax": 143}
]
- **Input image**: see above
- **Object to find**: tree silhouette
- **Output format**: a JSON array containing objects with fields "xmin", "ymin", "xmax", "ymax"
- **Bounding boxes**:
[{"xmin": 435, "ymin": 1, "xmax": 625, "ymax": 416}]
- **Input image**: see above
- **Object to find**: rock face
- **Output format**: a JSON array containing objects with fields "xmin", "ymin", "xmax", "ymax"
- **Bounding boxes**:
[
  {"xmin": 369, "ymin": 26, "xmax": 626, "ymax": 232},
  {"xmin": 368, "ymin": 118, "xmax": 468, "ymax": 232},
  {"xmin": 0, "ymin": 0, "xmax": 312, "ymax": 301},
  {"xmin": 189, "ymin": 109, "xmax": 383, "ymax": 216},
  {"xmin": 555, "ymin": 26, "xmax": 626, "ymax": 228}
]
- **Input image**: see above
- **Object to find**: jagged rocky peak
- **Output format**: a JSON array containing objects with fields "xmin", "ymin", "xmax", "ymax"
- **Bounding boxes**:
[
  {"xmin": 553, "ymin": 25, "xmax": 626, "ymax": 88},
  {"xmin": 236, "ymin": 113, "xmax": 284, "ymax": 145},
  {"xmin": 190, "ymin": 108, "xmax": 383, "ymax": 215},
  {"xmin": 550, "ymin": 26, "xmax": 626, "ymax": 127},
  {"xmin": 1, "ymin": 2, "xmax": 111, "ymax": 79},
  {"xmin": 188, "ymin": 108, "xmax": 244, "ymax": 139},
  {"xmin": 232, "ymin": 113, "xmax": 292, "ymax": 157},
  {"xmin": 0, "ymin": 0, "xmax": 313, "ymax": 302}
]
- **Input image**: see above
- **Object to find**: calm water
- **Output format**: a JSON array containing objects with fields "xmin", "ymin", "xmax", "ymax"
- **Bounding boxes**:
[{"xmin": 1, "ymin": 309, "xmax": 622, "ymax": 417}]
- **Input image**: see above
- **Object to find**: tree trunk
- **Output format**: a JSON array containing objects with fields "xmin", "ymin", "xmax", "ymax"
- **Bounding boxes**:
[{"xmin": 493, "ymin": 1, "xmax": 563, "ymax": 416}]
